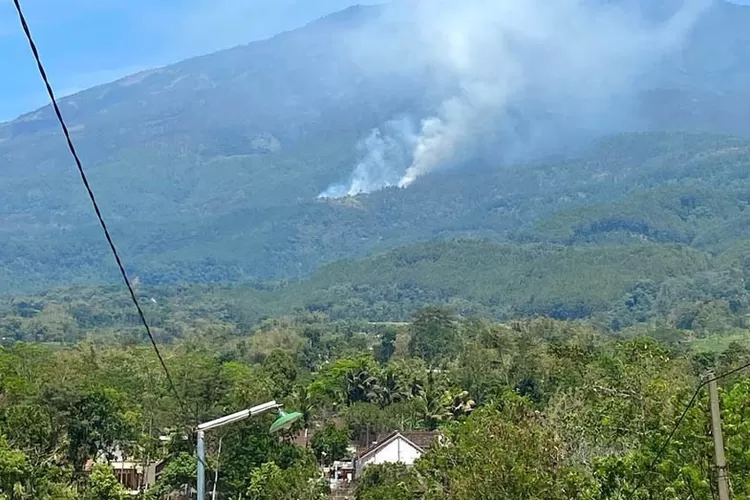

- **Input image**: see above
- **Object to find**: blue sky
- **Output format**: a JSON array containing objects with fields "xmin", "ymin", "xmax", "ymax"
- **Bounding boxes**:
[
  {"xmin": 0, "ymin": 0, "xmax": 376, "ymax": 121},
  {"xmin": 0, "ymin": 0, "xmax": 747, "ymax": 122}
]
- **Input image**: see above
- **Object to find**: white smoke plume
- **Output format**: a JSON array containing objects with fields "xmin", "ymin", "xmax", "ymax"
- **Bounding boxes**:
[
  {"xmin": 319, "ymin": 0, "xmax": 710, "ymax": 198},
  {"xmin": 319, "ymin": 118, "xmax": 416, "ymax": 198}
]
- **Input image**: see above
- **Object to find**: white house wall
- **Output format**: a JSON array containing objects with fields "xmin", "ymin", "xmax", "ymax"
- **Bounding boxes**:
[{"xmin": 360, "ymin": 437, "xmax": 422, "ymax": 469}]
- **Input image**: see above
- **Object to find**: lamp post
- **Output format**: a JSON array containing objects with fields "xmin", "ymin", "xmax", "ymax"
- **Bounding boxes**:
[{"xmin": 196, "ymin": 400, "xmax": 303, "ymax": 500}]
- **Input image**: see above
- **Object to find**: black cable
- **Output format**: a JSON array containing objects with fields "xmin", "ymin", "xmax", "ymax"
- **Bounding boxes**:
[
  {"xmin": 11, "ymin": 0, "xmax": 750, "ymax": 482},
  {"xmin": 11, "ymin": 0, "xmax": 192, "ymax": 420},
  {"xmin": 627, "ymin": 384, "xmax": 704, "ymax": 498},
  {"xmin": 709, "ymin": 358, "xmax": 750, "ymax": 382},
  {"xmin": 627, "ymin": 360, "xmax": 750, "ymax": 498}
]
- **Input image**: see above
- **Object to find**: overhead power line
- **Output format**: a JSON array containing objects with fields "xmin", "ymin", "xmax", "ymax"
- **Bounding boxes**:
[
  {"xmin": 11, "ymin": 0, "xmax": 191, "ymax": 419},
  {"xmin": 11, "ymin": 0, "xmax": 750, "ymax": 488},
  {"xmin": 628, "ymin": 360, "xmax": 750, "ymax": 498}
]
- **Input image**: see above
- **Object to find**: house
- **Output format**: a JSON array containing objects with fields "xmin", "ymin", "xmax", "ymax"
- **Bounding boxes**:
[
  {"xmin": 354, "ymin": 431, "xmax": 439, "ymax": 479},
  {"xmin": 85, "ymin": 447, "xmax": 167, "ymax": 495},
  {"xmin": 111, "ymin": 457, "xmax": 166, "ymax": 494}
]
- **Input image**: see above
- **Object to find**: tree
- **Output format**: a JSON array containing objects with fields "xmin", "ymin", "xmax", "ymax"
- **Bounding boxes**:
[
  {"xmin": 82, "ymin": 464, "xmax": 127, "ymax": 500},
  {"xmin": 445, "ymin": 391, "xmax": 476, "ymax": 421},
  {"xmin": 345, "ymin": 367, "xmax": 380, "ymax": 406},
  {"xmin": 171, "ymin": 351, "xmax": 230, "ymax": 424},
  {"xmin": 376, "ymin": 370, "xmax": 409, "ymax": 408},
  {"xmin": 62, "ymin": 389, "xmax": 135, "ymax": 475},
  {"xmin": 290, "ymin": 385, "xmax": 317, "ymax": 447},
  {"xmin": 408, "ymin": 308, "xmax": 459, "ymax": 366},
  {"xmin": 342, "ymin": 403, "xmax": 392, "ymax": 447},
  {"xmin": 213, "ymin": 421, "xmax": 311, "ymax": 496},
  {"xmin": 355, "ymin": 463, "xmax": 420, "ymax": 500},
  {"xmin": 0, "ymin": 436, "xmax": 29, "ymax": 499},
  {"xmin": 376, "ymin": 330, "xmax": 396, "ymax": 364},
  {"xmin": 591, "ymin": 399, "xmax": 711, "ymax": 499},
  {"xmin": 246, "ymin": 461, "xmax": 327, "ymax": 500},
  {"xmin": 30, "ymin": 305, "xmax": 80, "ymax": 344},
  {"xmin": 416, "ymin": 398, "xmax": 599, "ymax": 499},
  {"xmin": 0, "ymin": 437, "xmax": 75, "ymax": 500},
  {"xmin": 146, "ymin": 452, "xmax": 195, "ymax": 500},
  {"xmin": 1, "ymin": 404, "xmax": 55, "ymax": 465},
  {"xmin": 411, "ymin": 370, "xmax": 461, "ymax": 430},
  {"xmin": 310, "ymin": 424, "xmax": 350, "ymax": 466},
  {"xmin": 263, "ymin": 349, "xmax": 299, "ymax": 398},
  {"xmin": 307, "ymin": 356, "xmax": 375, "ymax": 406}
]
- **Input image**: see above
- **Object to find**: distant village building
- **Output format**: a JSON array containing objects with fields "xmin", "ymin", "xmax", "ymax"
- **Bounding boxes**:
[
  {"xmin": 325, "ymin": 457, "xmax": 356, "ymax": 493},
  {"xmin": 354, "ymin": 431, "xmax": 439, "ymax": 479},
  {"xmin": 84, "ymin": 445, "xmax": 167, "ymax": 495},
  {"xmin": 291, "ymin": 426, "xmax": 440, "ymax": 497}
]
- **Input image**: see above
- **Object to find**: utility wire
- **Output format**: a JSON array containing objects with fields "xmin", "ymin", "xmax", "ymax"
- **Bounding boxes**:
[
  {"xmin": 12, "ymin": 0, "xmax": 750, "ymax": 482},
  {"xmin": 628, "ymin": 359, "xmax": 750, "ymax": 498},
  {"xmin": 11, "ymin": 0, "xmax": 192, "ymax": 420}
]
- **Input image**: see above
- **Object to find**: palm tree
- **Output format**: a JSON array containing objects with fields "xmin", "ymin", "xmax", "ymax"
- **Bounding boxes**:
[
  {"xmin": 414, "ymin": 390, "xmax": 447, "ymax": 430},
  {"xmin": 344, "ymin": 367, "xmax": 380, "ymax": 406},
  {"xmin": 291, "ymin": 385, "xmax": 316, "ymax": 447},
  {"xmin": 412, "ymin": 368, "xmax": 477, "ymax": 429},
  {"xmin": 377, "ymin": 371, "xmax": 410, "ymax": 407},
  {"xmin": 413, "ymin": 370, "xmax": 449, "ymax": 430}
]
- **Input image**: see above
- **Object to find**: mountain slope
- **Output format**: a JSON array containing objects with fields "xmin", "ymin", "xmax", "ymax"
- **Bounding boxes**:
[
  {"xmin": 2, "ymin": 130, "xmax": 750, "ymax": 294},
  {"xmin": 1, "ymin": 2, "xmax": 750, "ymax": 292}
]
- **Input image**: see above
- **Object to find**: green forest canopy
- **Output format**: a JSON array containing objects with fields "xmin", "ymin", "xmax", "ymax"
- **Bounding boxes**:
[
  {"xmin": 3, "ymin": 311, "xmax": 750, "ymax": 498},
  {"xmin": 5, "ymin": 234, "xmax": 750, "ymax": 347},
  {"xmin": 3, "ymin": 131, "xmax": 750, "ymax": 293}
]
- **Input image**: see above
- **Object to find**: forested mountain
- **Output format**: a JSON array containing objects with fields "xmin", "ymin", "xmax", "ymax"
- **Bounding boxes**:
[
  {"xmin": 2, "ymin": 129, "xmax": 750, "ymax": 293},
  {"xmin": 1, "ymin": 1, "xmax": 750, "ymax": 291}
]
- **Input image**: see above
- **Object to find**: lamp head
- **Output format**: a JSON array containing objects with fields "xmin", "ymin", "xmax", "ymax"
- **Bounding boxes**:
[{"xmin": 269, "ymin": 408, "xmax": 303, "ymax": 434}]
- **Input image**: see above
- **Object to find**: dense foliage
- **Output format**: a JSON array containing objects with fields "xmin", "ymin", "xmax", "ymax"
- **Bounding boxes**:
[
  {"xmin": 2, "ymin": 306, "xmax": 750, "ymax": 498},
  {"xmin": 3, "ymin": 128, "xmax": 750, "ymax": 297},
  {"xmin": 2, "ymin": 4, "xmax": 750, "ymax": 499},
  {"xmin": 5, "ymin": 231, "xmax": 750, "ymax": 347},
  {"xmin": 3, "ymin": 0, "xmax": 750, "ymax": 286}
]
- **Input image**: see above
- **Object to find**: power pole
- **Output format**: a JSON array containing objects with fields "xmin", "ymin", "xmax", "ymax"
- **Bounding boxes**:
[{"xmin": 708, "ymin": 373, "xmax": 730, "ymax": 500}]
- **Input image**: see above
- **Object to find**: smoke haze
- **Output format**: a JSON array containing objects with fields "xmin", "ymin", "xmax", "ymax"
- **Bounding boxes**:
[
  {"xmin": 320, "ymin": 0, "xmax": 711, "ymax": 198},
  {"xmin": 320, "ymin": 118, "xmax": 417, "ymax": 198}
]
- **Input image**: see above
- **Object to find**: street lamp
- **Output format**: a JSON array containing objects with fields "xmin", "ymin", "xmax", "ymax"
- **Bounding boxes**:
[{"xmin": 196, "ymin": 400, "xmax": 303, "ymax": 500}]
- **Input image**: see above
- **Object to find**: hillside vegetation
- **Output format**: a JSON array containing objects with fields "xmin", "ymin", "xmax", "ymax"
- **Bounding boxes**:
[
  {"xmin": 7, "ymin": 2, "xmax": 750, "ymax": 498},
  {"xmin": 4, "ymin": 309, "xmax": 750, "ymax": 498},
  {"xmin": 6, "ymin": 234, "xmax": 750, "ymax": 347},
  {"xmin": 1, "ymin": 1, "xmax": 750, "ymax": 291},
  {"xmin": 2, "ymin": 130, "xmax": 750, "ymax": 293}
]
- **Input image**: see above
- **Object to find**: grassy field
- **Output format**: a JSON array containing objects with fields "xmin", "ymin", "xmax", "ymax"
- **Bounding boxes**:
[{"xmin": 690, "ymin": 331, "xmax": 750, "ymax": 353}]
